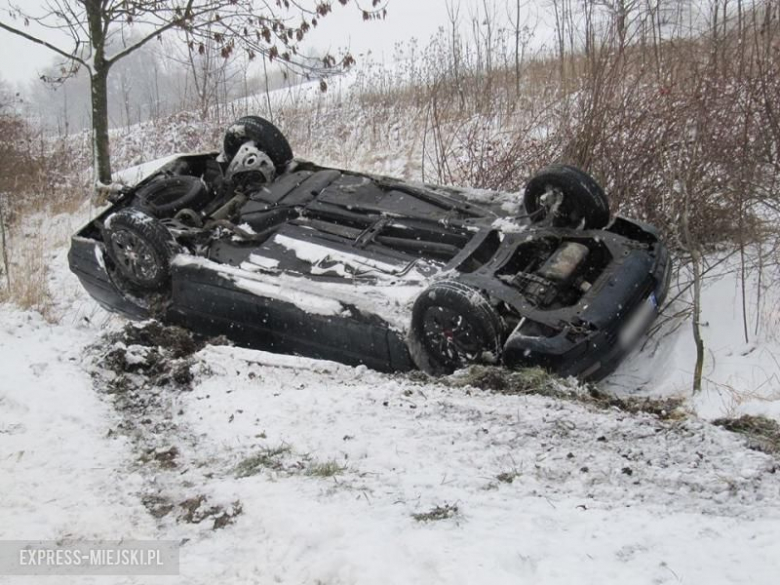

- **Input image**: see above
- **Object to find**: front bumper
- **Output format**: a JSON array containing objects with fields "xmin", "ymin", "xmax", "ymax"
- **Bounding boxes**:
[{"xmin": 68, "ymin": 237, "xmax": 150, "ymax": 320}]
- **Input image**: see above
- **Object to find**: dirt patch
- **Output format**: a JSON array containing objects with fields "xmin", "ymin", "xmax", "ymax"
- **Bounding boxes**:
[
  {"xmin": 495, "ymin": 470, "xmax": 521, "ymax": 484},
  {"xmin": 108, "ymin": 321, "xmax": 203, "ymax": 359},
  {"xmin": 90, "ymin": 321, "xmax": 240, "ymax": 530},
  {"xmin": 449, "ymin": 366, "xmax": 686, "ymax": 420},
  {"xmin": 142, "ymin": 495, "xmax": 175, "ymax": 519},
  {"xmin": 713, "ymin": 415, "xmax": 780, "ymax": 455},
  {"xmin": 179, "ymin": 495, "xmax": 243, "ymax": 530},
  {"xmin": 412, "ymin": 504, "xmax": 459, "ymax": 523},
  {"xmin": 141, "ymin": 446, "xmax": 180, "ymax": 469},
  {"xmin": 95, "ymin": 321, "xmax": 219, "ymax": 398},
  {"xmin": 587, "ymin": 388, "xmax": 686, "ymax": 421},
  {"xmin": 453, "ymin": 366, "xmax": 564, "ymax": 397},
  {"xmin": 102, "ymin": 346, "xmax": 168, "ymax": 381}
]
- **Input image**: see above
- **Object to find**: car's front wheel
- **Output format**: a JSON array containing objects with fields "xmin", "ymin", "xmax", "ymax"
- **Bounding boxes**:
[
  {"xmin": 104, "ymin": 209, "xmax": 178, "ymax": 291},
  {"xmin": 408, "ymin": 281, "xmax": 505, "ymax": 375}
]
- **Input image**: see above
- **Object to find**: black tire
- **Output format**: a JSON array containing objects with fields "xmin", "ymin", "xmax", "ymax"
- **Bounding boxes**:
[
  {"xmin": 408, "ymin": 281, "xmax": 505, "ymax": 375},
  {"xmin": 134, "ymin": 176, "xmax": 210, "ymax": 219},
  {"xmin": 524, "ymin": 164, "xmax": 610, "ymax": 229},
  {"xmin": 104, "ymin": 209, "xmax": 178, "ymax": 291},
  {"xmin": 223, "ymin": 116, "xmax": 293, "ymax": 171}
]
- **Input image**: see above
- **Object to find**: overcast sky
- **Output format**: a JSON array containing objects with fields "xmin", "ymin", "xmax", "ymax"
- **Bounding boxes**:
[{"xmin": 0, "ymin": 0, "xmax": 533, "ymax": 87}]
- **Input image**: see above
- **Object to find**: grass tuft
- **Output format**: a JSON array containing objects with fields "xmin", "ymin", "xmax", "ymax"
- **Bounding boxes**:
[
  {"xmin": 451, "ymin": 366, "xmax": 686, "ymax": 420},
  {"xmin": 306, "ymin": 459, "xmax": 346, "ymax": 478},
  {"xmin": 235, "ymin": 445, "xmax": 292, "ymax": 477},
  {"xmin": 412, "ymin": 503, "xmax": 459, "ymax": 523},
  {"xmin": 713, "ymin": 415, "xmax": 780, "ymax": 455},
  {"xmin": 587, "ymin": 388, "xmax": 687, "ymax": 421},
  {"xmin": 453, "ymin": 366, "xmax": 562, "ymax": 396},
  {"xmin": 495, "ymin": 470, "xmax": 521, "ymax": 484}
]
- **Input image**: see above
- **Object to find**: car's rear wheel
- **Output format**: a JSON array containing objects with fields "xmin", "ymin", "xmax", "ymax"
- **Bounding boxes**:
[
  {"xmin": 408, "ymin": 281, "xmax": 505, "ymax": 375},
  {"xmin": 524, "ymin": 164, "xmax": 610, "ymax": 229},
  {"xmin": 135, "ymin": 175, "xmax": 211, "ymax": 219},
  {"xmin": 223, "ymin": 116, "xmax": 293, "ymax": 171},
  {"xmin": 104, "ymin": 209, "xmax": 178, "ymax": 291}
]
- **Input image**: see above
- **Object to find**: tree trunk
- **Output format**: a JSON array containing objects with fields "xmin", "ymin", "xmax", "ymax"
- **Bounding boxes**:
[
  {"xmin": 681, "ymin": 180, "xmax": 704, "ymax": 393},
  {"xmin": 83, "ymin": 0, "xmax": 111, "ymax": 186},
  {"xmin": 514, "ymin": 0, "xmax": 521, "ymax": 97},
  {"xmin": 91, "ymin": 67, "xmax": 112, "ymax": 185},
  {"xmin": 0, "ymin": 194, "xmax": 10, "ymax": 292}
]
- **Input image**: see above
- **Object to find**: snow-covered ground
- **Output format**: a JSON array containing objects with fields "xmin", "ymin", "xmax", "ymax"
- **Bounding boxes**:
[
  {"xmin": 2, "ymin": 151, "xmax": 780, "ymax": 584},
  {"xmin": 606, "ymin": 253, "xmax": 780, "ymax": 422},
  {"xmin": 2, "ymin": 203, "xmax": 780, "ymax": 584}
]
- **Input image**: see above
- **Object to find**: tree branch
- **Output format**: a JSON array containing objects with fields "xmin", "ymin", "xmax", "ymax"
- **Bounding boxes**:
[
  {"xmin": 0, "ymin": 18, "xmax": 87, "ymax": 67},
  {"xmin": 105, "ymin": 0, "xmax": 195, "ymax": 66}
]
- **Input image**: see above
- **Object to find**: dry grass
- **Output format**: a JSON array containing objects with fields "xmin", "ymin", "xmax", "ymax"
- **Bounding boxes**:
[
  {"xmin": 451, "ymin": 366, "xmax": 687, "ymax": 420},
  {"xmin": 234, "ymin": 445, "xmax": 292, "ymax": 477},
  {"xmin": 713, "ymin": 415, "xmax": 780, "ymax": 455},
  {"xmin": 412, "ymin": 503, "xmax": 459, "ymax": 523},
  {"xmin": 495, "ymin": 470, "xmax": 521, "ymax": 484},
  {"xmin": 0, "ymin": 230, "xmax": 53, "ymax": 320},
  {"xmin": 306, "ymin": 459, "xmax": 346, "ymax": 478}
]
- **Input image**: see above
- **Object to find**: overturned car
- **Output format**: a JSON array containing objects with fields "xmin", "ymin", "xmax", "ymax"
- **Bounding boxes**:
[{"xmin": 69, "ymin": 116, "xmax": 671, "ymax": 380}]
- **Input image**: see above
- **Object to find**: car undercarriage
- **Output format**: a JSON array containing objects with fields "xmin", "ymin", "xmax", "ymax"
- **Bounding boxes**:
[{"xmin": 69, "ymin": 116, "xmax": 671, "ymax": 380}]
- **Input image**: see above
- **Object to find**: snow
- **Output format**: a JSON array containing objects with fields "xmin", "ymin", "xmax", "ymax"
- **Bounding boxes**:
[
  {"xmin": 161, "ymin": 343, "xmax": 780, "ymax": 584},
  {"xmin": 491, "ymin": 216, "xmax": 525, "ymax": 232},
  {"xmin": 606, "ymin": 251, "xmax": 780, "ymax": 421},
  {"xmin": 236, "ymin": 223, "xmax": 257, "ymax": 235},
  {"xmin": 2, "ymin": 294, "xmax": 780, "ymax": 583},
  {"xmin": 0, "ymin": 308, "xmax": 153, "ymax": 542},
  {"xmin": 104, "ymin": 206, "xmax": 161, "ymax": 230},
  {"xmin": 232, "ymin": 274, "xmax": 345, "ymax": 317},
  {"xmin": 173, "ymin": 253, "xmax": 344, "ymax": 316},
  {"xmin": 112, "ymin": 153, "xmax": 191, "ymax": 185},
  {"xmin": 241, "ymin": 253, "xmax": 279, "ymax": 270},
  {"xmin": 274, "ymin": 232, "xmax": 435, "ymax": 281},
  {"xmin": 3, "ymin": 177, "xmax": 780, "ymax": 583},
  {"xmin": 173, "ymin": 251, "xmax": 424, "ymax": 331}
]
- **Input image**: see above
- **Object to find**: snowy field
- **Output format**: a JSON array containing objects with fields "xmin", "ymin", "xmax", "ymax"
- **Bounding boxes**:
[
  {"xmin": 2, "ymin": 224, "xmax": 780, "ymax": 584},
  {"xmin": 2, "ymin": 161, "xmax": 780, "ymax": 583}
]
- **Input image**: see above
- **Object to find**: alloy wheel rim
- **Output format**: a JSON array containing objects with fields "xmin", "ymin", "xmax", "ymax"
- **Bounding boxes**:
[
  {"xmin": 111, "ymin": 229, "xmax": 159, "ymax": 282},
  {"xmin": 422, "ymin": 306, "xmax": 482, "ymax": 368}
]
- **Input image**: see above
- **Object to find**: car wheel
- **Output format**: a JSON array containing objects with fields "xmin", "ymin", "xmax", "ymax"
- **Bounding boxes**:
[
  {"xmin": 104, "ymin": 209, "xmax": 178, "ymax": 291},
  {"xmin": 408, "ymin": 281, "xmax": 505, "ymax": 375},
  {"xmin": 524, "ymin": 164, "xmax": 610, "ymax": 229},
  {"xmin": 223, "ymin": 116, "xmax": 293, "ymax": 171},
  {"xmin": 135, "ymin": 175, "xmax": 210, "ymax": 219}
]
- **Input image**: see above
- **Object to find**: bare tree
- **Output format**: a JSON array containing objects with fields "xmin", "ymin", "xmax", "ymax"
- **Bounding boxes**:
[
  {"xmin": 163, "ymin": 27, "xmax": 242, "ymax": 118},
  {"xmin": 445, "ymin": 0, "xmax": 465, "ymax": 108},
  {"xmin": 680, "ymin": 169, "xmax": 705, "ymax": 394},
  {"xmin": 0, "ymin": 193, "xmax": 8, "ymax": 292},
  {"xmin": 550, "ymin": 0, "xmax": 569, "ymax": 81},
  {"xmin": 509, "ymin": 0, "xmax": 533, "ymax": 96},
  {"xmin": 0, "ymin": 78, "xmax": 27, "ymax": 291},
  {"xmin": 0, "ymin": 0, "xmax": 386, "ymax": 187}
]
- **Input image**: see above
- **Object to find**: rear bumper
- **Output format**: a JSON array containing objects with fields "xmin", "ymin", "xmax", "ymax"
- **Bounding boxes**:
[{"xmin": 503, "ymin": 240, "xmax": 672, "ymax": 381}]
